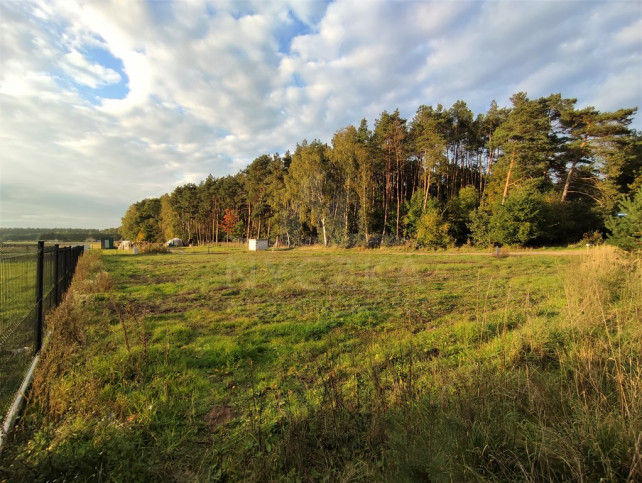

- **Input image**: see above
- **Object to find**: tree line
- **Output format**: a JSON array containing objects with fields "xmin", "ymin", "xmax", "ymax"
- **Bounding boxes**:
[
  {"xmin": 120, "ymin": 92, "xmax": 641, "ymax": 248},
  {"xmin": 0, "ymin": 227, "xmax": 121, "ymax": 243}
]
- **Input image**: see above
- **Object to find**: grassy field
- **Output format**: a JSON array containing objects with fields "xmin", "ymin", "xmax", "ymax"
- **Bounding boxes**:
[
  {"xmin": 0, "ymin": 246, "xmax": 640, "ymax": 481},
  {"xmin": 0, "ymin": 244, "xmax": 71, "ymax": 410}
]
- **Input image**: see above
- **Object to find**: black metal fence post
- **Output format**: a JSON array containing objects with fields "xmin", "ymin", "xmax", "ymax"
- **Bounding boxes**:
[
  {"xmin": 53, "ymin": 244, "xmax": 60, "ymax": 305},
  {"xmin": 35, "ymin": 241, "xmax": 44, "ymax": 354},
  {"xmin": 67, "ymin": 247, "xmax": 72, "ymax": 289},
  {"xmin": 64, "ymin": 247, "xmax": 69, "ymax": 292}
]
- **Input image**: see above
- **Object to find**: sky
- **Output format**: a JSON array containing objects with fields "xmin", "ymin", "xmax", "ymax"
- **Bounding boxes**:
[{"xmin": 1, "ymin": 0, "xmax": 641, "ymax": 229}]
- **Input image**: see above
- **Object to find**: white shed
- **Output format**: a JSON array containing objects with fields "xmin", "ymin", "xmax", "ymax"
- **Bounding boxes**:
[{"xmin": 248, "ymin": 239, "xmax": 268, "ymax": 251}]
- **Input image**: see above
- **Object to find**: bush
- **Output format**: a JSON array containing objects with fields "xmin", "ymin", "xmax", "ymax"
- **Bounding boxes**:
[
  {"xmin": 579, "ymin": 230, "xmax": 604, "ymax": 247},
  {"xmin": 446, "ymin": 185, "xmax": 480, "ymax": 245},
  {"xmin": 470, "ymin": 186, "xmax": 545, "ymax": 247},
  {"xmin": 402, "ymin": 191, "xmax": 425, "ymax": 238},
  {"xmin": 416, "ymin": 209, "xmax": 451, "ymax": 249},
  {"xmin": 541, "ymin": 197, "xmax": 603, "ymax": 245},
  {"xmin": 606, "ymin": 186, "xmax": 642, "ymax": 252},
  {"xmin": 136, "ymin": 242, "xmax": 170, "ymax": 254}
]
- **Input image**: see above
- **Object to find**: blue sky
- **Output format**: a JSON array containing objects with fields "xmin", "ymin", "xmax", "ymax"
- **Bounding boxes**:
[{"xmin": 1, "ymin": 0, "xmax": 641, "ymax": 229}]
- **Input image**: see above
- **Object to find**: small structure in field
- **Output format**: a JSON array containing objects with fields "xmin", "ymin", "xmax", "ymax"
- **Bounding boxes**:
[
  {"xmin": 166, "ymin": 238, "xmax": 184, "ymax": 247},
  {"xmin": 118, "ymin": 240, "xmax": 132, "ymax": 250},
  {"xmin": 100, "ymin": 237, "xmax": 115, "ymax": 249},
  {"xmin": 248, "ymin": 239, "xmax": 268, "ymax": 251}
]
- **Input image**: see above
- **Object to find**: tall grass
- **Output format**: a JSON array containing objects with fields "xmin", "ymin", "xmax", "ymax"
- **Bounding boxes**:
[
  {"xmin": 246, "ymin": 247, "xmax": 642, "ymax": 480},
  {"xmin": 384, "ymin": 246, "xmax": 642, "ymax": 481},
  {"xmin": 0, "ymin": 248, "xmax": 639, "ymax": 481}
]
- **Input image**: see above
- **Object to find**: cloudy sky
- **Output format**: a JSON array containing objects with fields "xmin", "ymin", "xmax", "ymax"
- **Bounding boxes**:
[{"xmin": 1, "ymin": 0, "xmax": 641, "ymax": 229}]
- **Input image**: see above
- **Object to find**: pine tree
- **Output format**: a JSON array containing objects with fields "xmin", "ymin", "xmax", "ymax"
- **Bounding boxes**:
[
  {"xmin": 355, "ymin": 119, "xmax": 374, "ymax": 244},
  {"xmin": 410, "ymin": 105, "xmax": 448, "ymax": 211},
  {"xmin": 606, "ymin": 186, "xmax": 642, "ymax": 252},
  {"xmin": 559, "ymin": 105, "xmax": 637, "ymax": 207},
  {"xmin": 490, "ymin": 93, "xmax": 554, "ymax": 205}
]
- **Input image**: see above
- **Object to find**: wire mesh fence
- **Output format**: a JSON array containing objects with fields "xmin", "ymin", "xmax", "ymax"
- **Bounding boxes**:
[{"xmin": 0, "ymin": 242, "xmax": 84, "ymax": 426}]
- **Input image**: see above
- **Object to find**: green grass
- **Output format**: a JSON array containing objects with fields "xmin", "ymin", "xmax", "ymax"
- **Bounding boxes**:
[
  {"xmin": 0, "ymin": 248, "xmax": 46, "ymax": 417},
  {"xmin": 1, "ymin": 246, "xmax": 640, "ymax": 481}
]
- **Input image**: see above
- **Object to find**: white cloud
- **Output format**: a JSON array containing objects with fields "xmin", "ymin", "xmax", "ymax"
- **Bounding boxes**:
[
  {"xmin": 616, "ymin": 18, "xmax": 642, "ymax": 47},
  {"xmin": 61, "ymin": 49, "xmax": 121, "ymax": 88},
  {"xmin": 0, "ymin": 0, "xmax": 640, "ymax": 228}
]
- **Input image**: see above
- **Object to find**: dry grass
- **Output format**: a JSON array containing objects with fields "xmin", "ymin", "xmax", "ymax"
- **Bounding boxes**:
[
  {"xmin": 28, "ymin": 252, "xmax": 111, "ymax": 419},
  {"xmin": 394, "ymin": 246, "xmax": 642, "ymax": 481}
]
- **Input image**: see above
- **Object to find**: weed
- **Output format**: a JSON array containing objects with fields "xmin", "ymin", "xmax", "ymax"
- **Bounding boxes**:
[{"xmin": 109, "ymin": 301, "xmax": 149, "ymax": 383}]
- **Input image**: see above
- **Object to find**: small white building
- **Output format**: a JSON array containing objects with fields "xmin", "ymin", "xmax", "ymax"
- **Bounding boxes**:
[{"xmin": 248, "ymin": 239, "xmax": 268, "ymax": 251}]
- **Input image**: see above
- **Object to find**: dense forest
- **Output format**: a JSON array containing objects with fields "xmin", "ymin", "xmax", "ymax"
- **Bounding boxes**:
[
  {"xmin": 121, "ymin": 92, "xmax": 641, "ymax": 248},
  {"xmin": 0, "ymin": 227, "xmax": 121, "ymax": 243}
]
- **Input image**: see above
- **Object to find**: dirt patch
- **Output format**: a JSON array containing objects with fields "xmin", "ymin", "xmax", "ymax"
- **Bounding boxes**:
[
  {"xmin": 205, "ymin": 405, "xmax": 236, "ymax": 429},
  {"xmin": 116, "ymin": 300, "xmax": 187, "ymax": 316},
  {"xmin": 212, "ymin": 285, "xmax": 233, "ymax": 292},
  {"xmin": 126, "ymin": 273, "xmax": 179, "ymax": 284},
  {"xmin": 175, "ymin": 292, "xmax": 196, "ymax": 302}
]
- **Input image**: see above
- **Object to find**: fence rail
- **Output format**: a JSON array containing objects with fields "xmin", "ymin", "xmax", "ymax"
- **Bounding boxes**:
[{"xmin": 0, "ymin": 242, "xmax": 84, "ymax": 427}]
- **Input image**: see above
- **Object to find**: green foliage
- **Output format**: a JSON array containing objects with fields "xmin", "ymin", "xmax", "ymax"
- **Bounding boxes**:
[
  {"xmin": 487, "ymin": 93, "xmax": 555, "ymax": 203},
  {"xmin": 402, "ymin": 190, "xmax": 424, "ymax": 238},
  {"xmin": 470, "ymin": 185, "xmax": 545, "ymax": 246},
  {"xmin": 159, "ymin": 194, "xmax": 179, "ymax": 241},
  {"xmin": 115, "ymin": 93, "xmax": 637, "ymax": 249},
  {"xmin": 0, "ymin": 227, "xmax": 121, "ymax": 242},
  {"xmin": 286, "ymin": 140, "xmax": 335, "ymax": 245},
  {"xmin": 136, "ymin": 242, "xmax": 170, "ymax": 254},
  {"xmin": 416, "ymin": 199, "xmax": 452, "ymax": 249},
  {"xmin": 622, "ymin": 133, "xmax": 642, "ymax": 192},
  {"xmin": 540, "ymin": 196, "xmax": 603, "ymax": 245},
  {"xmin": 120, "ymin": 198, "xmax": 163, "ymax": 242},
  {"xmin": 244, "ymin": 155, "xmax": 274, "ymax": 239},
  {"xmin": 446, "ymin": 185, "xmax": 479, "ymax": 244},
  {"xmin": 411, "ymin": 105, "xmax": 449, "ymax": 199},
  {"xmin": 606, "ymin": 186, "xmax": 642, "ymax": 252}
]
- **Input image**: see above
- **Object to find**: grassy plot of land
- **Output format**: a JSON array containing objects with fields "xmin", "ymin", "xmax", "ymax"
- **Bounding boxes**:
[
  {"xmin": 0, "ymin": 248, "xmax": 39, "ymax": 419},
  {"xmin": 1, "ymin": 247, "xmax": 640, "ymax": 481}
]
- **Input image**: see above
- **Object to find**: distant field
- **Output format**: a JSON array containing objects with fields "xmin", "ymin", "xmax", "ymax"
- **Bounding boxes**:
[{"xmin": 2, "ymin": 246, "xmax": 640, "ymax": 481}]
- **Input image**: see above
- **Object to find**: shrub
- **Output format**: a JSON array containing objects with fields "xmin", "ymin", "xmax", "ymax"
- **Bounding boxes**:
[
  {"xmin": 402, "ymin": 191, "xmax": 425, "ymax": 238},
  {"xmin": 579, "ymin": 230, "xmax": 604, "ymax": 247},
  {"xmin": 136, "ymin": 242, "xmax": 170, "ymax": 254},
  {"xmin": 416, "ymin": 201, "xmax": 452, "ymax": 249},
  {"xmin": 541, "ymin": 197, "xmax": 603, "ymax": 245},
  {"xmin": 446, "ymin": 185, "xmax": 479, "ymax": 245},
  {"xmin": 606, "ymin": 186, "xmax": 642, "ymax": 252},
  {"xmin": 470, "ymin": 186, "xmax": 545, "ymax": 246}
]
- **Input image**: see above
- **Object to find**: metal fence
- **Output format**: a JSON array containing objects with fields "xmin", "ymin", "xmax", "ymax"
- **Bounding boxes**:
[{"xmin": 0, "ymin": 242, "xmax": 84, "ymax": 424}]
